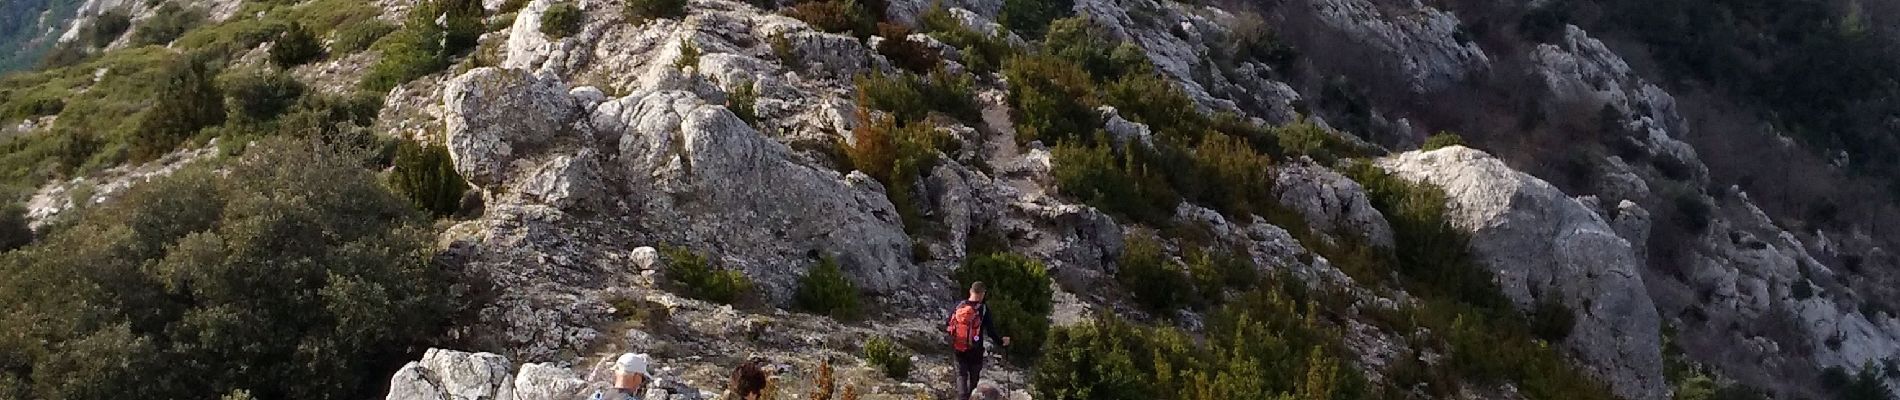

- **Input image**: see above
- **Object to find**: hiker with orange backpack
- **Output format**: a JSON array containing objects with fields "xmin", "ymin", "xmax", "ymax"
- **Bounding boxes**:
[{"xmin": 946, "ymin": 281, "xmax": 1010, "ymax": 400}]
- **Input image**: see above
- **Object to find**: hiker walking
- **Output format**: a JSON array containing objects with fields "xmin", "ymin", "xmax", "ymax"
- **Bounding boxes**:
[
  {"xmin": 946, "ymin": 281, "xmax": 1010, "ymax": 400},
  {"xmin": 593, "ymin": 353, "xmax": 654, "ymax": 400}
]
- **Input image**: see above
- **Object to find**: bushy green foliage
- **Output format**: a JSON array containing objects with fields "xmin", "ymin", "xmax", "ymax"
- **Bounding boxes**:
[
  {"xmin": 540, "ymin": 2, "xmax": 585, "ymax": 38},
  {"xmin": 1050, "ymin": 141, "xmax": 1179, "ymax": 225},
  {"xmin": 389, "ymin": 141, "xmax": 468, "ymax": 217},
  {"xmin": 952, "ymin": 253, "xmax": 1054, "ymax": 362},
  {"xmin": 785, "ymin": 0, "xmax": 875, "ymax": 38},
  {"xmin": 1043, "ymin": 18, "xmax": 1150, "ymax": 81},
  {"xmin": 220, "ymin": 68, "xmax": 307, "ymax": 124},
  {"xmin": 794, "ymin": 256, "xmax": 860, "ymax": 319},
  {"xmin": 0, "ymin": 204, "xmax": 30, "ymax": 252},
  {"xmin": 862, "ymin": 336, "xmax": 912, "ymax": 380},
  {"xmin": 131, "ymin": 53, "xmax": 225, "ymax": 161},
  {"xmin": 1221, "ymin": 12, "xmax": 1296, "ymax": 68},
  {"xmin": 855, "ymin": 69, "xmax": 978, "ymax": 123},
  {"xmin": 1033, "ymin": 289, "xmax": 1373, "ymax": 400},
  {"xmin": 360, "ymin": 0, "xmax": 481, "ymax": 92},
  {"xmin": 998, "ymin": 0, "xmax": 1071, "ymax": 38},
  {"xmin": 1275, "ymin": 118, "xmax": 1354, "ymax": 162},
  {"xmin": 85, "ymin": 10, "xmax": 132, "ymax": 49},
  {"xmin": 1187, "ymin": 133, "xmax": 1274, "ymax": 217},
  {"xmin": 331, "ymin": 20, "xmax": 396, "ymax": 54},
  {"xmin": 674, "ymin": 39, "xmax": 700, "ymax": 70},
  {"xmin": 664, "ymin": 246, "xmax": 754, "ymax": 304},
  {"xmin": 1343, "ymin": 162, "xmax": 1508, "ymax": 310},
  {"xmin": 1103, "ymin": 74, "xmax": 1202, "ymax": 141},
  {"xmin": 726, "ymin": 80, "xmax": 759, "ymax": 125},
  {"xmin": 131, "ymin": 3, "xmax": 205, "ymax": 46},
  {"xmin": 918, "ymin": 3, "xmax": 1015, "ymax": 74},
  {"xmin": 624, "ymin": 0, "xmax": 688, "ymax": 24},
  {"xmin": 1003, "ymin": 54, "xmax": 1099, "ymax": 144},
  {"xmin": 1422, "ymin": 131, "xmax": 1465, "ymax": 150},
  {"xmin": 0, "ymin": 139, "xmax": 450, "ymax": 400},
  {"xmin": 1185, "ymin": 247, "xmax": 1255, "ymax": 304},
  {"xmin": 1116, "ymin": 234, "xmax": 1192, "ymax": 312},
  {"xmin": 270, "ymin": 22, "xmax": 323, "ymax": 68},
  {"xmin": 1820, "ymin": 365, "xmax": 1893, "ymax": 400},
  {"xmin": 845, "ymin": 113, "xmax": 942, "ymax": 232}
]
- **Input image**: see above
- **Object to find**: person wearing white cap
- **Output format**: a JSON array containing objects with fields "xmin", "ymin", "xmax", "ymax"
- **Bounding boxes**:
[{"xmin": 607, "ymin": 353, "xmax": 653, "ymax": 400}]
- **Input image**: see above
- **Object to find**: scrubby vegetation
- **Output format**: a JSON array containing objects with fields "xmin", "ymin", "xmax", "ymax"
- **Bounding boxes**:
[
  {"xmin": 131, "ymin": 53, "xmax": 225, "ymax": 161},
  {"xmin": 0, "ymin": 204, "xmax": 30, "ymax": 252},
  {"xmin": 1115, "ymin": 234, "xmax": 1193, "ymax": 312},
  {"xmin": 361, "ymin": 0, "xmax": 482, "ymax": 92},
  {"xmin": 331, "ymin": 19, "xmax": 396, "ymax": 54},
  {"xmin": 875, "ymin": 23, "xmax": 940, "ymax": 73},
  {"xmin": 131, "ymin": 3, "xmax": 205, "ymax": 46},
  {"xmin": 998, "ymin": 0, "xmax": 1072, "ymax": 38},
  {"xmin": 862, "ymin": 336, "xmax": 912, "ymax": 380},
  {"xmin": 726, "ymin": 80, "xmax": 759, "ymax": 125},
  {"xmin": 220, "ymin": 68, "xmax": 308, "ymax": 124},
  {"xmin": 270, "ymin": 22, "xmax": 323, "ymax": 68},
  {"xmin": 624, "ymin": 0, "xmax": 688, "ymax": 25},
  {"xmin": 952, "ymin": 253, "xmax": 1054, "ymax": 363},
  {"xmin": 784, "ymin": 0, "xmax": 877, "ymax": 38},
  {"xmin": 917, "ymin": 3, "xmax": 1015, "ymax": 74},
  {"xmin": 390, "ymin": 141, "xmax": 469, "ymax": 218},
  {"xmin": 794, "ymin": 255, "xmax": 860, "ymax": 319},
  {"xmin": 847, "ymin": 70, "xmax": 974, "ymax": 233},
  {"xmin": 0, "ymin": 139, "xmax": 451, "ymax": 400},
  {"xmin": 664, "ymin": 246, "xmax": 755, "ymax": 305},
  {"xmin": 540, "ymin": 2, "xmax": 584, "ymax": 38},
  {"xmin": 1422, "ymin": 131, "xmax": 1465, "ymax": 150}
]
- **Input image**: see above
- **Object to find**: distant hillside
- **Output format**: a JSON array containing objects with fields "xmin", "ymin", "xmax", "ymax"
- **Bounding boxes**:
[{"xmin": 0, "ymin": 0, "xmax": 81, "ymax": 73}]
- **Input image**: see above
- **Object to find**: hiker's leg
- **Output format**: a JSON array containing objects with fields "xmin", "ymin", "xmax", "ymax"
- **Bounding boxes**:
[{"xmin": 955, "ymin": 351, "xmax": 979, "ymax": 400}]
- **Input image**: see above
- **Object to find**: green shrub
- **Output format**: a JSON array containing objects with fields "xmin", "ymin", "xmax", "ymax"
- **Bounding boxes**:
[
  {"xmin": 952, "ymin": 253, "xmax": 1054, "ymax": 363},
  {"xmin": 625, "ymin": 0, "xmax": 688, "ymax": 24},
  {"xmin": 1050, "ymin": 141, "xmax": 1179, "ymax": 225},
  {"xmin": 794, "ymin": 255, "xmax": 860, "ymax": 319},
  {"xmin": 785, "ymin": 0, "xmax": 875, "ymax": 38},
  {"xmin": 1422, "ymin": 131, "xmax": 1466, "ymax": 150},
  {"xmin": 331, "ymin": 20, "xmax": 397, "ymax": 54},
  {"xmin": 674, "ymin": 39, "xmax": 700, "ymax": 70},
  {"xmin": 1043, "ymin": 18, "xmax": 1150, "ymax": 80},
  {"xmin": 86, "ymin": 10, "xmax": 133, "ymax": 49},
  {"xmin": 998, "ymin": 0, "xmax": 1072, "ymax": 38},
  {"xmin": 1116, "ymin": 234, "xmax": 1192, "ymax": 312},
  {"xmin": 540, "ymin": 2, "xmax": 585, "ymax": 38},
  {"xmin": 1345, "ymin": 162, "xmax": 1510, "ymax": 311},
  {"xmin": 918, "ymin": 4, "xmax": 1015, "ymax": 74},
  {"xmin": 726, "ymin": 80, "xmax": 759, "ymax": 125},
  {"xmin": 664, "ymin": 246, "xmax": 754, "ymax": 304},
  {"xmin": 1793, "ymin": 279, "xmax": 1815, "ymax": 300},
  {"xmin": 131, "ymin": 3, "xmax": 206, "ymax": 46},
  {"xmin": 1529, "ymin": 297, "xmax": 1575, "ymax": 342},
  {"xmin": 1188, "ymin": 133, "xmax": 1274, "ymax": 217},
  {"xmin": 271, "ymin": 22, "xmax": 324, "ymax": 68},
  {"xmin": 1003, "ymin": 54, "xmax": 1099, "ymax": 144},
  {"xmin": 845, "ymin": 113, "xmax": 942, "ymax": 232},
  {"xmin": 855, "ymin": 69, "xmax": 978, "ymax": 123},
  {"xmin": 876, "ymin": 23, "xmax": 941, "ymax": 73},
  {"xmin": 438, "ymin": 0, "xmax": 486, "ymax": 54},
  {"xmin": 770, "ymin": 32, "xmax": 797, "ymax": 64},
  {"xmin": 1103, "ymin": 74, "xmax": 1201, "ymax": 141},
  {"xmin": 862, "ymin": 336, "xmax": 913, "ymax": 380},
  {"xmin": 0, "ymin": 139, "xmax": 450, "ymax": 400},
  {"xmin": 131, "ymin": 53, "xmax": 226, "ymax": 161},
  {"xmin": 1223, "ymin": 11, "xmax": 1296, "ymax": 68},
  {"xmin": 360, "ymin": 25, "xmax": 448, "ymax": 92},
  {"xmin": 389, "ymin": 141, "xmax": 469, "ymax": 217},
  {"xmin": 0, "ymin": 204, "xmax": 30, "ymax": 252},
  {"xmin": 1275, "ymin": 118, "xmax": 1348, "ymax": 161},
  {"xmin": 220, "ymin": 68, "xmax": 307, "ymax": 123},
  {"xmin": 1185, "ymin": 247, "xmax": 1256, "ymax": 304}
]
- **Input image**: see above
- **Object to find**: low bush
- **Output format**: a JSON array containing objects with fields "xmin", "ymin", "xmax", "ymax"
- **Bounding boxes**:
[
  {"xmin": 220, "ymin": 68, "xmax": 307, "ymax": 124},
  {"xmin": 0, "ymin": 139, "xmax": 450, "ymax": 400},
  {"xmin": 131, "ymin": 3, "xmax": 206, "ymax": 46},
  {"xmin": 131, "ymin": 53, "xmax": 225, "ymax": 161},
  {"xmin": 1003, "ymin": 54, "xmax": 1099, "ymax": 144},
  {"xmin": 1528, "ymin": 297, "xmax": 1575, "ymax": 342},
  {"xmin": 1423, "ymin": 131, "xmax": 1466, "ymax": 150},
  {"xmin": 794, "ymin": 255, "xmax": 860, "ymax": 319},
  {"xmin": 862, "ymin": 336, "xmax": 912, "ymax": 380},
  {"xmin": 952, "ymin": 253, "xmax": 1054, "ymax": 363},
  {"xmin": 674, "ymin": 39, "xmax": 701, "ymax": 70},
  {"xmin": 1051, "ymin": 141, "xmax": 1180, "ymax": 225},
  {"xmin": 855, "ymin": 69, "xmax": 977, "ymax": 123},
  {"xmin": 1116, "ymin": 234, "xmax": 1192, "ymax": 312},
  {"xmin": 1043, "ymin": 18, "xmax": 1150, "ymax": 80},
  {"xmin": 726, "ymin": 80, "xmax": 759, "ymax": 125},
  {"xmin": 540, "ymin": 2, "xmax": 585, "ymax": 38},
  {"xmin": 784, "ymin": 0, "xmax": 876, "ymax": 38},
  {"xmin": 389, "ymin": 141, "xmax": 469, "ymax": 217},
  {"xmin": 1188, "ymin": 133, "xmax": 1274, "ymax": 217},
  {"xmin": 1275, "ymin": 118, "xmax": 1353, "ymax": 162},
  {"xmin": 1185, "ymin": 247, "xmax": 1255, "ymax": 304},
  {"xmin": 918, "ymin": 4, "xmax": 1015, "ymax": 74},
  {"xmin": 360, "ymin": 26, "xmax": 448, "ymax": 92},
  {"xmin": 625, "ymin": 0, "xmax": 688, "ymax": 24},
  {"xmin": 0, "ymin": 204, "xmax": 30, "ymax": 252},
  {"xmin": 1344, "ymin": 162, "xmax": 1510, "ymax": 311},
  {"xmin": 664, "ymin": 246, "xmax": 754, "ymax": 304},
  {"xmin": 331, "ymin": 20, "xmax": 397, "ymax": 54},
  {"xmin": 270, "ymin": 22, "xmax": 324, "ymax": 68},
  {"xmin": 998, "ymin": 0, "xmax": 1072, "ymax": 38},
  {"xmin": 1103, "ymin": 73, "xmax": 1201, "ymax": 141},
  {"xmin": 845, "ymin": 113, "xmax": 942, "ymax": 232},
  {"xmin": 876, "ymin": 23, "xmax": 940, "ymax": 73},
  {"xmin": 86, "ymin": 10, "xmax": 133, "ymax": 48}
]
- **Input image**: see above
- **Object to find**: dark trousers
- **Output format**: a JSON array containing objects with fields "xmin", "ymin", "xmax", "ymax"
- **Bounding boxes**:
[{"xmin": 953, "ymin": 349, "xmax": 985, "ymax": 400}]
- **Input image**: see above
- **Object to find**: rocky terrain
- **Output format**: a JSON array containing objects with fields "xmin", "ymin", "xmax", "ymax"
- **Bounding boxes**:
[{"xmin": 8, "ymin": 0, "xmax": 1900, "ymax": 398}]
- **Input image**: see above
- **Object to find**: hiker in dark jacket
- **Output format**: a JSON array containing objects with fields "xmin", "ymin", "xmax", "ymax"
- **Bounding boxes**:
[{"xmin": 947, "ymin": 281, "xmax": 1010, "ymax": 400}]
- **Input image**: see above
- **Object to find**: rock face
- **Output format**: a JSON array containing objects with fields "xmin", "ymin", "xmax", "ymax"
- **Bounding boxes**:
[
  {"xmin": 386, "ymin": 348, "xmax": 701, "ymax": 400},
  {"xmin": 1294, "ymin": 0, "xmax": 1490, "ymax": 93},
  {"xmin": 1272, "ymin": 160, "xmax": 1395, "ymax": 249},
  {"xmin": 1378, "ymin": 146, "xmax": 1665, "ymax": 400}
]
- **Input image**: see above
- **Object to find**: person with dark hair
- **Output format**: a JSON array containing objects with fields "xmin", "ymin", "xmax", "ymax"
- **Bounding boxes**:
[
  {"xmin": 946, "ymin": 281, "xmax": 1009, "ymax": 400},
  {"xmin": 727, "ymin": 360, "xmax": 769, "ymax": 400}
]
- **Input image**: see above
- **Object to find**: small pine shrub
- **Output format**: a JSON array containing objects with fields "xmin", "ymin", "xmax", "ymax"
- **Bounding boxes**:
[
  {"xmin": 794, "ymin": 256, "xmax": 860, "ymax": 319},
  {"xmin": 360, "ymin": 22, "xmax": 448, "ymax": 92},
  {"xmin": 86, "ymin": 10, "xmax": 133, "ymax": 48},
  {"xmin": 952, "ymin": 253, "xmax": 1054, "ymax": 363},
  {"xmin": 845, "ymin": 112, "xmax": 942, "ymax": 232},
  {"xmin": 726, "ymin": 80, "xmax": 759, "ymax": 125},
  {"xmin": 1423, "ymin": 131, "xmax": 1466, "ymax": 150},
  {"xmin": 439, "ymin": 0, "xmax": 485, "ymax": 54},
  {"xmin": 1185, "ymin": 247, "xmax": 1256, "ymax": 304},
  {"xmin": 664, "ymin": 246, "xmax": 754, "ymax": 304},
  {"xmin": 331, "ymin": 20, "xmax": 396, "ymax": 54},
  {"xmin": 1043, "ymin": 18, "xmax": 1150, "ymax": 80},
  {"xmin": 1189, "ymin": 133, "xmax": 1274, "ymax": 217},
  {"xmin": 271, "ymin": 23, "xmax": 324, "ymax": 68},
  {"xmin": 785, "ymin": 0, "xmax": 875, "ymax": 38},
  {"xmin": 674, "ymin": 39, "xmax": 701, "ymax": 70},
  {"xmin": 540, "ymin": 2, "xmax": 585, "ymax": 38},
  {"xmin": 855, "ymin": 70, "xmax": 977, "ymax": 123},
  {"xmin": 918, "ymin": 3, "xmax": 1015, "ymax": 74},
  {"xmin": 1050, "ymin": 141, "xmax": 1179, "ymax": 225},
  {"xmin": 998, "ymin": 0, "xmax": 1073, "ymax": 38},
  {"xmin": 1002, "ymin": 54, "xmax": 1099, "ymax": 144},
  {"xmin": 131, "ymin": 54, "xmax": 225, "ymax": 161},
  {"xmin": 389, "ymin": 140, "xmax": 470, "ymax": 217},
  {"xmin": 131, "ymin": 3, "xmax": 205, "ymax": 46},
  {"xmin": 1116, "ymin": 234, "xmax": 1191, "ymax": 312},
  {"xmin": 862, "ymin": 337, "xmax": 912, "ymax": 380},
  {"xmin": 220, "ymin": 68, "xmax": 307, "ymax": 123},
  {"xmin": 1275, "ymin": 118, "xmax": 1344, "ymax": 161},
  {"xmin": 770, "ymin": 32, "xmax": 797, "ymax": 65},
  {"xmin": 625, "ymin": 0, "xmax": 688, "ymax": 24},
  {"xmin": 1103, "ymin": 73, "xmax": 1201, "ymax": 142},
  {"xmin": 0, "ymin": 204, "xmax": 32, "ymax": 252}
]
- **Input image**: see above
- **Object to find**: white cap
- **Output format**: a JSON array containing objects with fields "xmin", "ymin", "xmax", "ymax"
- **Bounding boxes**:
[{"xmin": 615, "ymin": 353, "xmax": 652, "ymax": 377}]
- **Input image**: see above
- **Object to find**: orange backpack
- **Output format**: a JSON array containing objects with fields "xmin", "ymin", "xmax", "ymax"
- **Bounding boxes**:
[{"xmin": 947, "ymin": 302, "xmax": 982, "ymax": 352}]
